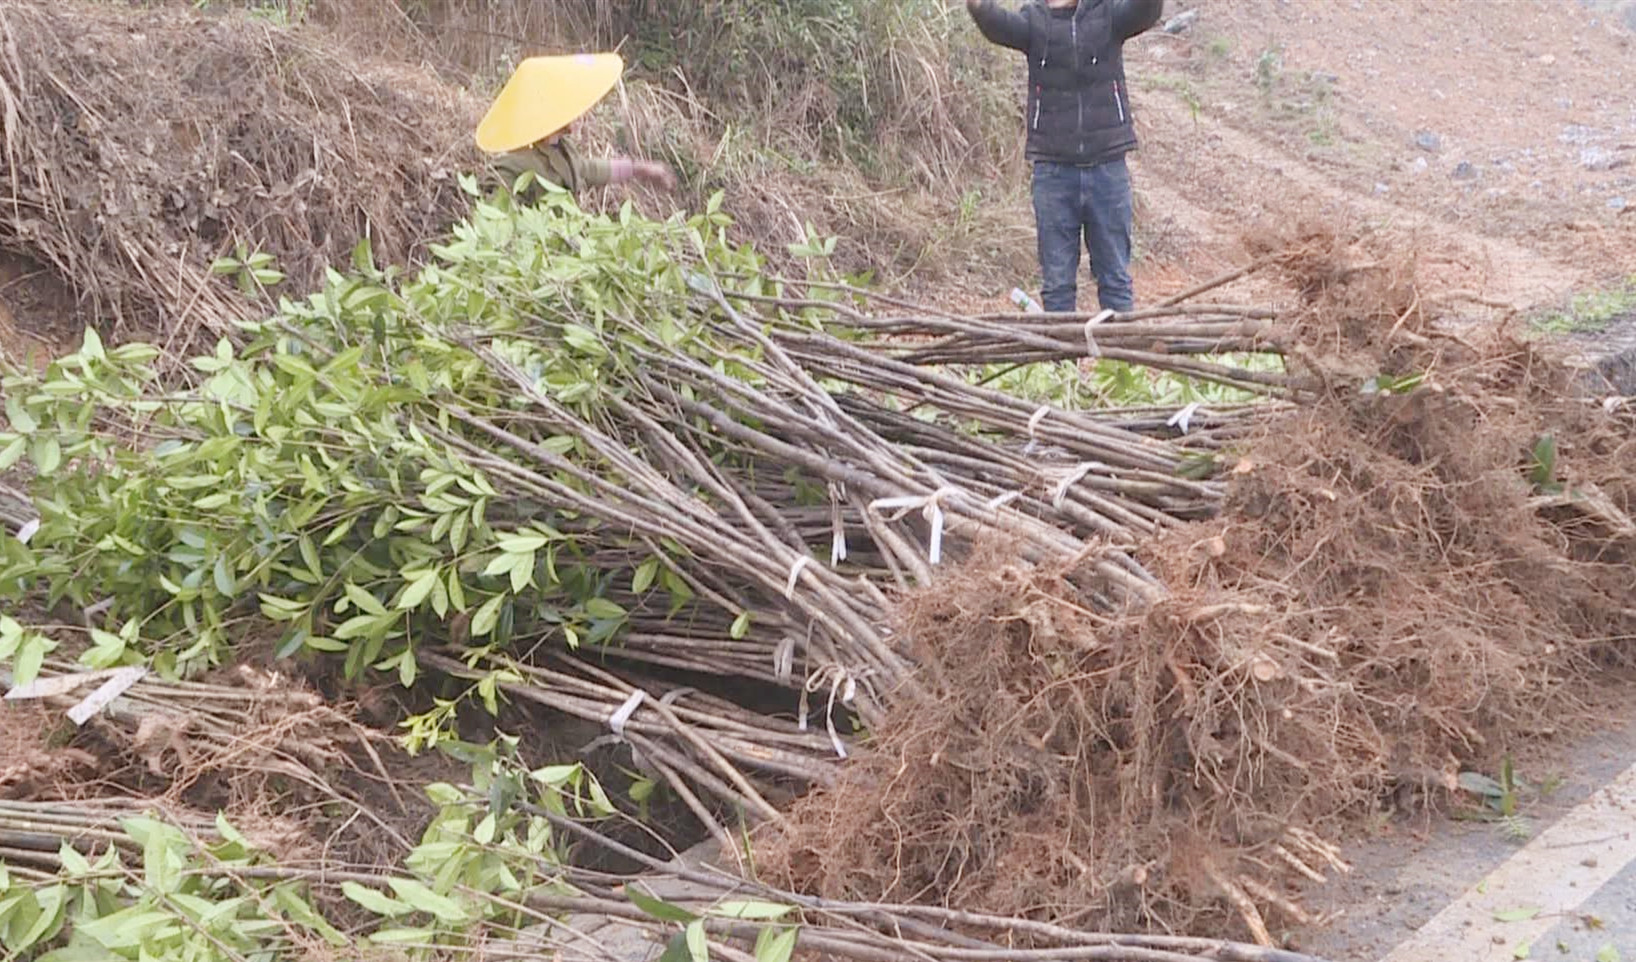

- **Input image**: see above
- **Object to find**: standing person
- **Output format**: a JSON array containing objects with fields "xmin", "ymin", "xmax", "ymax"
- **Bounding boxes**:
[
  {"xmin": 965, "ymin": 0, "xmax": 1163, "ymax": 314},
  {"xmin": 476, "ymin": 53, "xmax": 677, "ymax": 200}
]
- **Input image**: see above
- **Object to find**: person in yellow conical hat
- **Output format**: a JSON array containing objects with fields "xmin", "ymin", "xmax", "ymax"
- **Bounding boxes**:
[{"xmin": 476, "ymin": 52, "xmax": 676, "ymax": 198}]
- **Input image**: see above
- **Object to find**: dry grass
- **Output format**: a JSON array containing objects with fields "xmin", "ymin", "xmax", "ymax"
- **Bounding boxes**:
[
  {"xmin": 0, "ymin": 0, "xmax": 478, "ymax": 351},
  {"xmin": 252, "ymin": 0, "xmax": 1039, "ymax": 286}
]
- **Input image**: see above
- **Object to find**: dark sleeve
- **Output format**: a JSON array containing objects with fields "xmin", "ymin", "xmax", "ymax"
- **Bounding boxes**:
[
  {"xmin": 966, "ymin": 0, "xmax": 1031, "ymax": 53},
  {"xmin": 1113, "ymin": 0, "xmax": 1164, "ymax": 40}
]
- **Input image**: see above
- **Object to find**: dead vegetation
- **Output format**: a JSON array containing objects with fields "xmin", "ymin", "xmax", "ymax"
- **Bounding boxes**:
[{"xmin": 0, "ymin": 0, "xmax": 477, "ymax": 351}]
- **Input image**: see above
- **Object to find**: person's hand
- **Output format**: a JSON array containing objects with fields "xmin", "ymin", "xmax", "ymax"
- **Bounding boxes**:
[{"xmin": 636, "ymin": 160, "xmax": 678, "ymax": 192}]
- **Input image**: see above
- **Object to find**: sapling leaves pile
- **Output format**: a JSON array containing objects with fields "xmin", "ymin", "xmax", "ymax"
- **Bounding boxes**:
[
  {"xmin": 0, "ymin": 183, "xmax": 1320, "ymax": 959},
  {"xmin": 0, "ymin": 181, "xmax": 1276, "ymax": 744}
]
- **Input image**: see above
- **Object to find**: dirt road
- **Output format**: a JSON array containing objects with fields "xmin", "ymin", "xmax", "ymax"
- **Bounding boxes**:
[{"xmin": 1127, "ymin": 0, "xmax": 1636, "ymax": 313}]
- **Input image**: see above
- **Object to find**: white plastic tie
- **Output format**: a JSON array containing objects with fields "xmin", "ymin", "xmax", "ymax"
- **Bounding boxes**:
[
  {"xmin": 1167, "ymin": 402, "xmax": 1202, "ymax": 435},
  {"xmin": 607, "ymin": 689, "xmax": 646, "ymax": 738},
  {"xmin": 985, "ymin": 490, "xmax": 1022, "ymax": 511},
  {"xmin": 1027, "ymin": 405, "xmax": 1051, "ymax": 438},
  {"xmin": 67, "ymin": 666, "xmax": 147, "ymax": 727},
  {"xmin": 784, "ymin": 555, "xmax": 812, "ymax": 600},
  {"xmin": 926, "ymin": 498, "xmax": 947, "ymax": 565},
  {"xmin": 1083, "ymin": 308, "xmax": 1115, "ymax": 359},
  {"xmin": 869, "ymin": 487, "xmax": 959, "ymax": 565},
  {"xmin": 1052, "ymin": 462, "xmax": 1101, "ymax": 508},
  {"xmin": 15, "ymin": 518, "xmax": 39, "ymax": 545},
  {"xmin": 828, "ymin": 483, "xmax": 848, "ymax": 566},
  {"xmin": 802, "ymin": 666, "xmax": 855, "ymax": 759},
  {"xmin": 658, "ymin": 687, "xmax": 696, "ymax": 707}
]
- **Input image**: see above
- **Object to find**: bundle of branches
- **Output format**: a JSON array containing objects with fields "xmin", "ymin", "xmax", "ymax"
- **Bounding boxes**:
[
  {"xmin": 0, "ymin": 0, "xmax": 477, "ymax": 349},
  {"xmin": 0, "ymin": 797, "xmax": 308, "ymax": 881},
  {"xmin": 761, "ymin": 227, "xmax": 1636, "ymax": 942},
  {"xmin": 0, "ymin": 650, "xmax": 411, "ymax": 853},
  {"xmin": 0, "ymin": 186, "xmax": 1285, "ymax": 743},
  {"xmin": 0, "ymin": 764, "xmax": 1336, "ymax": 962}
]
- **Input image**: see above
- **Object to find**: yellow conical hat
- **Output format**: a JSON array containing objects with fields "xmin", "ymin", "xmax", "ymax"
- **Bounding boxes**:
[{"xmin": 474, "ymin": 53, "xmax": 624, "ymax": 154}]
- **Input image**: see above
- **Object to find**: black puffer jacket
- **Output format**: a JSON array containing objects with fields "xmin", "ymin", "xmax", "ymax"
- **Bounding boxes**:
[{"xmin": 968, "ymin": 0, "xmax": 1165, "ymax": 166}]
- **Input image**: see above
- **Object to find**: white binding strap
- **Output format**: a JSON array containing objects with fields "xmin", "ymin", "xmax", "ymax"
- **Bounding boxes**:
[
  {"xmin": 829, "ymin": 483, "xmax": 848, "ymax": 565},
  {"xmin": 1167, "ymin": 402, "xmax": 1202, "ymax": 435},
  {"xmin": 607, "ymin": 689, "xmax": 646, "ymax": 738},
  {"xmin": 785, "ymin": 555, "xmax": 812, "ymax": 599},
  {"xmin": 869, "ymin": 487, "xmax": 959, "ymax": 565},
  {"xmin": 985, "ymin": 490, "xmax": 1022, "ymax": 511},
  {"xmin": 1052, "ymin": 462, "xmax": 1102, "ymax": 508},
  {"xmin": 1084, "ymin": 308, "xmax": 1115, "ymax": 358},
  {"xmin": 1027, "ymin": 405, "xmax": 1051, "ymax": 438}
]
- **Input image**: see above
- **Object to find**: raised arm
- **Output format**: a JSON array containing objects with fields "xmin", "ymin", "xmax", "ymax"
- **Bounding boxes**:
[
  {"xmin": 965, "ymin": 0, "xmax": 1030, "ymax": 53},
  {"xmin": 584, "ymin": 156, "xmax": 678, "ymax": 192},
  {"xmin": 1113, "ymin": 0, "xmax": 1164, "ymax": 40}
]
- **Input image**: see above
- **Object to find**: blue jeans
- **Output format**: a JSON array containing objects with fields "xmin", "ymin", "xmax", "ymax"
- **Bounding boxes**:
[{"xmin": 1030, "ymin": 157, "xmax": 1134, "ymax": 314}]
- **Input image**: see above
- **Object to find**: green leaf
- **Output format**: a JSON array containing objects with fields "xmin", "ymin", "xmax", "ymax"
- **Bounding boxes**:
[
  {"xmin": 341, "ymin": 881, "xmax": 412, "ymax": 918},
  {"xmin": 632, "ymin": 557, "xmax": 659, "ymax": 594},
  {"xmin": 509, "ymin": 551, "xmax": 535, "ymax": 592},
  {"xmin": 497, "ymin": 532, "xmax": 548, "ymax": 553},
  {"xmin": 386, "ymin": 878, "xmax": 467, "ymax": 923},
  {"xmin": 259, "ymin": 594, "xmax": 309, "ymax": 621},
  {"xmin": 213, "ymin": 555, "xmax": 236, "ymax": 596},
  {"xmin": 585, "ymin": 598, "xmax": 626, "ymax": 621},
  {"xmin": 334, "ymin": 613, "xmax": 388, "ymax": 640},
  {"xmin": 686, "ymin": 919, "xmax": 710, "ymax": 962},
  {"xmin": 344, "ymin": 582, "xmax": 389, "ymax": 617},
  {"xmin": 369, "ymin": 927, "xmax": 437, "ymax": 946},
  {"xmin": 1529, "ymin": 435, "xmax": 1557, "ymax": 488},
  {"xmin": 13, "ymin": 633, "xmax": 55, "ymax": 687},
  {"xmin": 445, "ymin": 569, "xmax": 467, "ymax": 613},
  {"xmin": 657, "ymin": 931, "xmax": 692, "ymax": 962},
  {"xmin": 57, "ymin": 842, "xmax": 92, "ymax": 877},
  {"xmin": 625, "ymin": 884, "xmax": 698, "ymax": 924},
  {"xmin": 730, "ymin": 611, "xmax": 751, "ymax": 640},
  {"xmin": 482, "ymin": 552, "xmax": 517, "ymax": 578},
  {"xmin": 1493, "ymin": 906, "xmax": 1541, "ymax": 922},
  {"xmin": 6, "ymin": 396, "xmax": 38, "ymax": 433},
  {"xmin": 471, "ymin": 594, "xmax": 506, "ymax": 637},
  {"xmin": 0, "ymin": 436, "xmax": 25, "ymax": 470},
  {"xmin": 474, "ymin": 812, "xmax": 497, "ymax": 844},
  {"xmin": 398, "ymin": 568, "xmax": 439, "ymax": 610},
  {"xmin": 299, "ymin": 534, "xmax": 322, "ymax": 579},
  {"xmin": 81, "ymin": 327, "xmax": 105, "ymax": 360},
  {"xmin": 1512, "ymin": 941, "xmax": 1530, "ymax": 960},
  {"xmin": 31, "ymin": 434, "xmax": 60, "ymax": 475},
  {"xmin": 755, "ymin": 926, "xmax": 799, "ymax": 962},
  {"xmin": 713, "ymin": 901, "xmax": 793, "ymax": 921},
  {"xmin": 1597, "ymin": 945, "xmax": 1621, "ymax": 962}
]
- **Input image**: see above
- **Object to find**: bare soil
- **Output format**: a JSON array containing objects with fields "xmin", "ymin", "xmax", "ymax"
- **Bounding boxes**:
[{"xmin": 1122, "ymin": 0, "xmax": 1636, "ymax": 312}]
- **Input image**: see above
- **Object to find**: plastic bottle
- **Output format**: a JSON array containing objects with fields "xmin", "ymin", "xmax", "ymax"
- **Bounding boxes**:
[{"xmin": 1009, "ymin": 287, "xmax": 1044, "ymax": 314}]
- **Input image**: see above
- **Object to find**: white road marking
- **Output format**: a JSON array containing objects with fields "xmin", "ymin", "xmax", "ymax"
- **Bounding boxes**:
[{"xmin": 1380, "ymin": 760, "xmax": 1636, "ymax": 962}]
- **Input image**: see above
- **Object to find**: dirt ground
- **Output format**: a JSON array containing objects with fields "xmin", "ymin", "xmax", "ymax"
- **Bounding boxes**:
[{"xmin": 1123, "ymin": 0, "xmax": 1636, "ymax": 312}]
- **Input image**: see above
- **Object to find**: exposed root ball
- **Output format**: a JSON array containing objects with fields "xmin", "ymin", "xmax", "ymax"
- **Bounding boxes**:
[{"xmin": 762, "ymin": 231, "xmax": 1636, "ymax": 940}]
